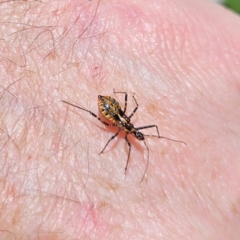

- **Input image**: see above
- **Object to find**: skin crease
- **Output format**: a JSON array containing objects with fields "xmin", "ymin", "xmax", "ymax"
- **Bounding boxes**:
[{"xmin": 1, "ymin": 0, "xmax": 240, "ymax": 239}]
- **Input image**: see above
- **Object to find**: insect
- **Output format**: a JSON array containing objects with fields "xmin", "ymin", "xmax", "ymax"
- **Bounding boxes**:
[{"xmin": 62, "ymin": 90, "xmax": 186, "ymax": 181}]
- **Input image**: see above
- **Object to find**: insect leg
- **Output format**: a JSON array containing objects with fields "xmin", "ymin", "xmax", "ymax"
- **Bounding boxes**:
[
  {"xmin": 124, "ymin": 133, "xmax": 132, "ymax": 173},
  {"xmin": 61, "ymin": 100, "xmax": 112, "ymax": 126},
  {"xmin": 113, "ymin": 89, "xmax": 128, "ymax": 114},
  {"xmin": 99, "ymin": 130, "xmax": 121, "ymax": 154},
  {"xmin": 136, "ymin": 124, "xmax": 160, "ymax": 135},
  {"xmin": 137, "ymin": 124, "xmax": 187, "ymax": 145},
  {"xmin": 140, "ymin": 140, "xmax": 149, "ymax": 182},
  {"xmin": 128, "ymin": 93, "xmax": 138, "ymax": 119}
]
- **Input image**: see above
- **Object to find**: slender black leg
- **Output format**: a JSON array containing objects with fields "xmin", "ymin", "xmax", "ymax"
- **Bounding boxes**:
[
  {"xmin": 61, "ymin": 100, "xmax": 116, "ymax": 127},
  {"xmin": 113, "ymin": 89, "xmax": 128, "ymax": 114},
  {"xmin": 124, "ymin": 134, "xmax": 131, "ymax": 173},
  {"xmin": 140, "ymin": 140, "xmax": 149, "ymax": 182},
  {"xmin": 99, "ymin": 130, "xmax": 121, "ymax": 154},
  {"xmin": 137, "ymin": 124, "xmax": 187, "ymax": 145},
  {"xmin": 128, "ymin": 94, "xmax": 138, "ymax": 119},
  {"xmin": 136, "ymin": 124, "xmax": 160, "ymax": 136}
]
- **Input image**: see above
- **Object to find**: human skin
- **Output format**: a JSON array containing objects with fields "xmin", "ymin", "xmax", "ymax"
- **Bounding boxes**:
[{"xmin": 1, "ymin": 0, "xmax": 240, "ymax": 239}]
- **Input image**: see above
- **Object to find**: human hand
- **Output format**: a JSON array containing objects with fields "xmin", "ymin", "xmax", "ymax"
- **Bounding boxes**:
[{"xmin": 1, "ymin": 0, "xmax": 240, "ymax": 239}]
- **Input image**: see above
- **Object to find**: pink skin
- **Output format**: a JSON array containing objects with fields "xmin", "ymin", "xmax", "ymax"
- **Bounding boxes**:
[{"xmin": 1, "ymin": 0, "xmax": 240, "ymax": 239}]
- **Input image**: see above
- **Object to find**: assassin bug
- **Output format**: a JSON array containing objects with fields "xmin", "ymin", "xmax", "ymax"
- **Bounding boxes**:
[{"xmin": 62, "ymin": 90, "xmax": 186, "ymax": 181}]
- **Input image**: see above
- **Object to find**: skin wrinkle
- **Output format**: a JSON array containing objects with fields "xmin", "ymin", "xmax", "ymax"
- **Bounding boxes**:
[{"xmin": 1, "ymin": 0, "xmax": 240, "ymax": 239}]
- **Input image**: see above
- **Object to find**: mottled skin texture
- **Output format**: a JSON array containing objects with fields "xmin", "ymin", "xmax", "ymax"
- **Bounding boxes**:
[{"xmin": 1, "ymin": 0, "xmax": 240, "ymax": 239}]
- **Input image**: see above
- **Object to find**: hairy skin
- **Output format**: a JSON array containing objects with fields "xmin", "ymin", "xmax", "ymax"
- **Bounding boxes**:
[{"xmin": 1, "ymin": 0, "xmax": 240, "ymax": 239}]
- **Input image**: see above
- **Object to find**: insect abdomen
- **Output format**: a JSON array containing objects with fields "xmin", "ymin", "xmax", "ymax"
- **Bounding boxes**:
[{"xmin": 98, "ymin": 95, "xmax": 122, "ymax": 123}]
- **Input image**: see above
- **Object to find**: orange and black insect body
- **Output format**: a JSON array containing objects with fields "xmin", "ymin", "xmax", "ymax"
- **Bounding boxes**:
[{"xmin": 62, "ymin": 90, "xmax": 186, "ymax": 181}]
